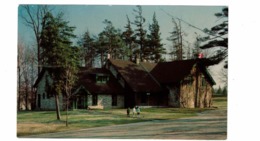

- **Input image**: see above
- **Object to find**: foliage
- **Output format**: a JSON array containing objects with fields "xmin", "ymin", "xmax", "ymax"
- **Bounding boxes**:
[
  {"xmin": 146, "ymin": 12, "xmax": 166, "ymax": 62},
  {"xmin": 167, "ymin": 18, "xmax": 185, "ymax": 60},
  {"xmin": 40, "ymin": 12, "xmax": 79, "ymax": 120},
  {"xmin": 199, "ymin": 7, "xmax": 228, "ymax": 67},
  {"xmin": 132, "ymin": 5, "xmax": 147, "ymax": 61},
  {"xmin": 122, "ymin": 15, "xmax": 136, "ymax": 62},
  {"xmin": 77, "ymin": 31, "xmax": 95, "ymax": 67}
]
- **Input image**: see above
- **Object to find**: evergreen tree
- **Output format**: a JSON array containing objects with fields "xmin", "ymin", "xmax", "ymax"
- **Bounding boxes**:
[
  {"xmin": 167, "ymin": 18, "xmax": 184, "ymax": 61},
  {"xmin": 199, "ymin": 7, "xmax": 228, "ymax": 68},
  {"xmin": 78, "ymin": 31, "xmax": 95, "ymax": 67},
  {"xmin": 216, "ymin": 86, "xmax": 222, "ymax": 95},
  {"xmin": 40, "ymin": 12, "xmax": 79, "ymax": 121},
  {"xmin": 222, "ymin": 86, "xmax": 227, "ymax": 96},
  {"xmin": 96, "ymin": 19, "xmax": 128, "ymax": 66},
  {"xmin": 147, "ymin": 12, "xmax": 165, "ymax": 62},
  {"xmin": 132, "ymin": 5, "xmax": 147, "ymax": 61},
  {"xmin": 122, "ymin": 15, "xmax": 136, "ymax": 62}
]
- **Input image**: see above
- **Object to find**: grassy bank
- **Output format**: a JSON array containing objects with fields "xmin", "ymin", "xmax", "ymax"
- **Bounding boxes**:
[{"xmin": 17, "ymin": 96, "xmax": 227, "ymax": 137}]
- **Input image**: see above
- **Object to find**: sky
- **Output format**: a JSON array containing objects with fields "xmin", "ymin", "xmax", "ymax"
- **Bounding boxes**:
[
  {"xmin": 18, "ymin": 5, "xmax": 226, "ymax": 88},
  {"xmin": 18, "ymin": 5, "xmax": 224, "ymax": 48}
]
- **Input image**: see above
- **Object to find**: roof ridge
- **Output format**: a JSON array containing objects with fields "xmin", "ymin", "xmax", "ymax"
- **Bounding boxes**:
[{"xmin": 139, "ymin": 63, "xmax": 161, "ymax": 88}]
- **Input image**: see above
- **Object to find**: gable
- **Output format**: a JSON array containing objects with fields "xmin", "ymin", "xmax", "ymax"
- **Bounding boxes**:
[
  {"xmin": 107, "ymin": 59, "xmax": 161, "ymax": 93},
  {"xmin": 76, "ymin": 67, "xmax": 125, "ymax": 94},
  {"xmin": 149, "ymin": 60, "xmax": 197, "ymax": 84}
]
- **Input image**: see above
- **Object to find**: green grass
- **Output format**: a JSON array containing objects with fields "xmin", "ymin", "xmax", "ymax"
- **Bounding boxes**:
[{"xmin": 17, "ymin": 96, "xmax": 227, "ymax": 137}]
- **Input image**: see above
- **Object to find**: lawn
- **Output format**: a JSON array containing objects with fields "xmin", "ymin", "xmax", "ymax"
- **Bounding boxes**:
[{"xmin": 17, "ymin": 96, "xmax": 227, "ymax": 137}]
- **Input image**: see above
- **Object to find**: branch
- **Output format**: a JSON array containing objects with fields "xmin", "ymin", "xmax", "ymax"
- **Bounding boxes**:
[{"xmin": 159, "ymin": 7, "xmax": 226, "ymax": 40}]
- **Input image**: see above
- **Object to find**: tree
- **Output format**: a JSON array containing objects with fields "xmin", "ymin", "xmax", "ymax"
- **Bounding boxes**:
[
  {"xmin": 147, "ymin": 12, "xmax": 165, "ymax": 62},
  {"xmin": 168, "ymin": 18, "xmax": 184, "ymax": 61},
  {"xmin": 216, "ymin": 86, "xmax": 222, "ymax": 95},
  {"xmin": 78, "ymin": 31, "xmax": 95, "ymax": 67},
  {"xmin": 17, "ymin": 39, "xmax": 37, "ymax": 111},
  {"xmin": 199, "ymin": 7, "xmax": 228, "ymax": 67},
  {"xmin": 122, "ymin": 15, "xmax": 136, "ymax": 62},
  {"xmin": 132, "ymin": 5, "xmax": 147, "ymax": 61},
  {"xmin": 222, "ymin": 86, "xmax": 227, "ymax": 96},
  {"xmin": 20, "ymin": 5, "xmax": 51, "ymax": 74},
  {"xmin": 40, "ymin": 12, "xmax": 78, "ymax": 121},
  {"xmin": 95, "ymin": 20, "xmax": 127, "ymax": 66}
]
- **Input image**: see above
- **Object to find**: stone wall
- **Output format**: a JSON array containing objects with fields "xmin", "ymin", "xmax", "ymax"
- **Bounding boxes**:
[
  {"xmin": 88, "ymin": 94, "xmax": 124, "ymax": 109},
  {"xmin": 168, "ymin": 85, "xmax": 181, "ymax": 107}
]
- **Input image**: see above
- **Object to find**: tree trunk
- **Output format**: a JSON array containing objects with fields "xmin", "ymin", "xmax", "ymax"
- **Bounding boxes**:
[
  {"xmin": 100, "ymin": 52, "xmax": 104, "ymax": 66},
  {"xmin": 66, "ymin": 98, "xmax": 68, "ymax": 127},
  {"xmin": 17, "ymin": 67, "xmax": 21, "ymax": 111},
  {"xmin": 195, "ymin": 66, "xmax": 199, "ymax": 108},
  {"xmin": 55, "ymin": 94, "xmax": 61, "ymax": 120}
]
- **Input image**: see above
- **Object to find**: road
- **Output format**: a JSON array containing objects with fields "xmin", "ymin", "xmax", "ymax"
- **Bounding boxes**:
[{"xmin": 25, "ymin": 109, "xmax": 227, "ymax": 140}]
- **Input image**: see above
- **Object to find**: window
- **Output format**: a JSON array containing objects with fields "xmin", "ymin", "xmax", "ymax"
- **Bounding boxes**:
[
  {"xmin": 96, "ymin": 75, "xmax": 109, "ymax": 84},
  {"xmin": 112, "ymin": 95, "xmax": 117, "ymax": 106},
  {"xmin": 92, "ymin": 94, "xmax": 98, "ymax": 106}
]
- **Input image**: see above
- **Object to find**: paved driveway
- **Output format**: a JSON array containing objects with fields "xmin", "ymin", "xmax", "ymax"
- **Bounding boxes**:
[{"xmin": 25, "ymin": 109, "xmax": 227, "ymax": 140}]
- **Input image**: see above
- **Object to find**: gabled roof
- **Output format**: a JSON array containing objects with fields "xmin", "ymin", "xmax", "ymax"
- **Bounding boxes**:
[
  {"xmin": 33, "ymin": 67, "xmax": 56, "ymax": 88},
  {"xmin": 108, "ymin": 59, "xmax": 161, "ymax": 93},
  {"xmin": 146, "ymin": 59, "xmax": 215, "ymax": 85},
  {"xmin": 149, "ymin": 60, "xmax": 197, "ymax": 84},
  {"xmin": 77, "ymin": 67, "xmax": 125, "ymax": 94}
]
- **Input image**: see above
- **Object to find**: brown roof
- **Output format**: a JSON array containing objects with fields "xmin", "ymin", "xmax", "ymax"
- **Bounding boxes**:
[
  {"xmin": 148, "ymin": 59, "xmax": 215, "ymax": 85},
  {"xmin": 140, "ymin": 62, "xmax": 157, "ymax": 72},
  {"xmin": 76, "ymin": 67, "xmax": 125, "ymax": 94},
  {"xmin": 108, "ymin": 59, "xmax": 161, "ymax": 93}
]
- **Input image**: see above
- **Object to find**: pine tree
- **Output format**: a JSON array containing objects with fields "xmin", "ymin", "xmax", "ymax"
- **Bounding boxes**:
[
  {"xmin": 216, "ymin": 86, "xmax": 222, "ymax": 95},
  {"xmin": 122, "ymin": 15, "xmax": 136, "ymax": 62},
  {"xmin": 147, "ymin": 12, "xmax": 165, "ymax": 62},
  {"xmin": 167, "ymin": 18, "xmax": 184, "ymax": 61},
  {"xmin": 132, "ymin": 5, "xmax": 147, "ymax": 61},
  {"xmin": 199, "ymin": 7, "xmax": 228, "ymax": 67},
  {"xmin": 78, "ymin": 31, "xmax": 95, "ymax": 67},
  {"xmin": 40, "ymin": 12, "xmax": 79, "ymax": 121}
]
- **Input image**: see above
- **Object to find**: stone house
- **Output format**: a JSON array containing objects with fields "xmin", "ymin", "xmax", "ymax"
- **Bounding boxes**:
[{"xmin": 34, "ymin": 59, "xmax": 215, "ymax": 110}]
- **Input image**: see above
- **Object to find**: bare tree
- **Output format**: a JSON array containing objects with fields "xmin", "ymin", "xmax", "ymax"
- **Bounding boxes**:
[
  {"xmin": 168, "ymin": 18, "xmax": 184, "ymax": 60},
  {"xmin": 20, "ymin": 5, "xmax": 50, "ymax": 74},
  {"xmin": 17, "ymin": 39, "xmax": 25, "ymax": 111},
  {"xmin": 17, "ymin": 38, "xmax": 37, "ymax": 110}
]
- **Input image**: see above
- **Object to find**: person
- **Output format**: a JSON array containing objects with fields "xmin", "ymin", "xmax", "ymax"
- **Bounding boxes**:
[
  {"xmin": 136, "ymin": 106, "xmax": 141, "ymax": 118},
  {"xmin": 127, "ymin": 107, "xmax": 130, "ymax": 117},
  {"xmin": 132, "ymin": 106, "xmax": 136, "ymax": 118}
]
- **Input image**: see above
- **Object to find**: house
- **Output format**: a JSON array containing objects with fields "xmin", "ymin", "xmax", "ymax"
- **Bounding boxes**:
[
  {"xmin": 34, "ymin": 58, "xmax": 215, "ymax": 110},
  {"xmin": 33, "ymin": 67, "xmax": 125, "ymax": 110}
]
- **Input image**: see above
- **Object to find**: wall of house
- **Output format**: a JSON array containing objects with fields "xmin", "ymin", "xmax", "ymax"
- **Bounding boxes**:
[
  {"xmin": 197, "ymin": 78, "xmax": 213, "ymax": 108},
  {"xmin": 36, "ymin": 71, "xmax": 63, "ymax": 110},
  {"xmin": 179, "ymin": 81, "xmax": 196, "ymax": 108},
  {"xmin": 89, "ymin": 94, "xmax": 124, "ymax": 109},
  {"xmin": 167, "ymin": 65, "xmax": 214, "ymax": 108},
  {"xmin": 168, "ymin": 85, "xmax": 181, "ymax": 107},
  {"xmin": 179, "ymin": 66, "xmax": 213, "ymax": 108}
]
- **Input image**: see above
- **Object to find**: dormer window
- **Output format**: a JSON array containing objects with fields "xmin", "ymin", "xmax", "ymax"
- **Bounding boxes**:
[{"xmin": 96, "ymin": 74, "xmax": 109, "ymax": 84}]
